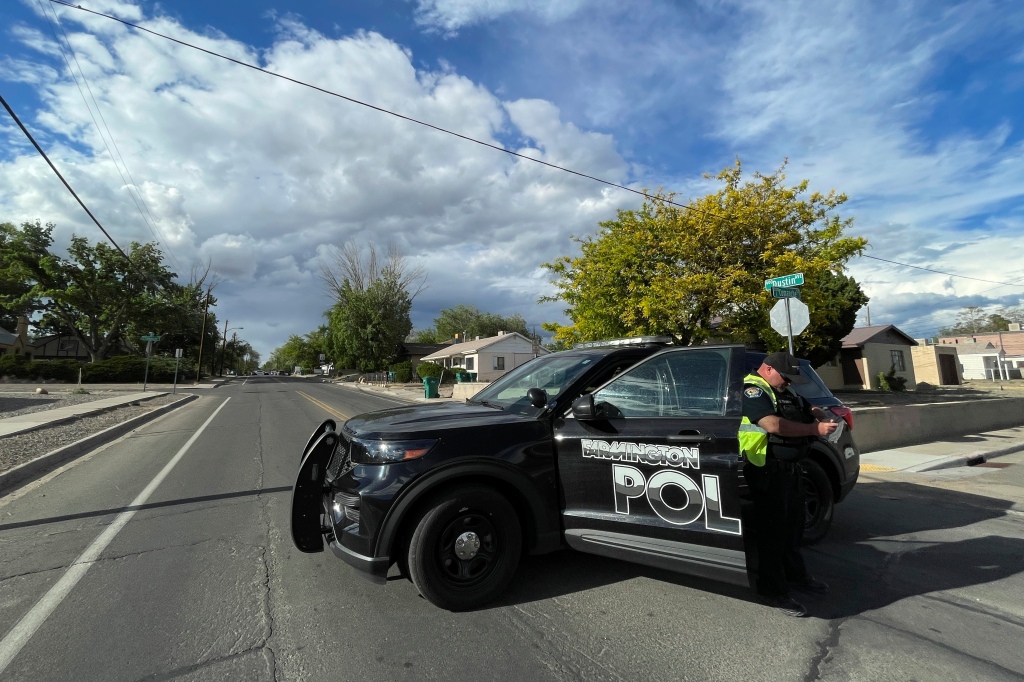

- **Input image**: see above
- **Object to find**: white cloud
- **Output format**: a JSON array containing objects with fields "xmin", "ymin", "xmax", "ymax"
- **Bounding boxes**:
[
  {"xmin": 0, "ymin": 2, "xmax": 632, "ymax": 357},
  {"xmin": 414, "ymin": 0, "xmax": 589, "ymax": 33}
]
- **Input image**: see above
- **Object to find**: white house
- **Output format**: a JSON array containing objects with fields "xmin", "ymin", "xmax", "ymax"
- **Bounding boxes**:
[
  {"xmin": 420, "ymin": 332, "xmax": 549, "ymax": 382},
  {"xmin": 953, "ymin": 341, "xmax": 1023, "ymax": 380}
]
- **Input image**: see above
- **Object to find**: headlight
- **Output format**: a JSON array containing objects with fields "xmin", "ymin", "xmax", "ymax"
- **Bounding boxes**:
[{"xmin": 350, "ymin": 437, "xmax": 438, "ymax": 464}]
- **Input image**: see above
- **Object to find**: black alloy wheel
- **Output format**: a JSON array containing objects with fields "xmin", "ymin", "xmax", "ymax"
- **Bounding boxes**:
[{"xmin": 407, "ymin": 486, "xmax": 522, "ymax": 610}]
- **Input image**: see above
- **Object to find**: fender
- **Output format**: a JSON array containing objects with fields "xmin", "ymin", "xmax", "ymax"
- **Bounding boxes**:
[{"xmin": 374, "ymin": 459, "xmax": 563, "ymax": 560}]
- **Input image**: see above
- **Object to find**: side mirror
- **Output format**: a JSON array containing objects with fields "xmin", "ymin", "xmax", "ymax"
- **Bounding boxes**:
[
  {"xmin": 527, "ymin": 387, "xmax": 548, "ymax": 409},
  {"xmin": 571, "ymin": 394, "xmax": 607, "ymax": 420}
]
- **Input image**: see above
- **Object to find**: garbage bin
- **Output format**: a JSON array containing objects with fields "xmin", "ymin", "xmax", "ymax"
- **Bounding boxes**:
[
  {"xmin": 468, "ymin": 372, "xmax": 477, "ymax": 381},
  {"xmin": 387, "ymin": 371, "xmax": 395, "ymax": 383},
  {"xmin": 423, "ymin": 376, "xmax": 440, "ymax": 398}
]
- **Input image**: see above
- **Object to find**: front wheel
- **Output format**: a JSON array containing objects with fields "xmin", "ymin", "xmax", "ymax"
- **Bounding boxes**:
[
  {"xmin": 407, "ymin": 486, "xmax": 522, "ymax": 611},
  {"xmin": 799, "ymin": 459, "xmax": 834, "ymax": 545}
]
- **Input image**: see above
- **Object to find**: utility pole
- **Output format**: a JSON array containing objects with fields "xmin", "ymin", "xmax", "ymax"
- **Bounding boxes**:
[
  {"xmin": 219, "ymin": 319, "xmax": 229, "ymax": 376},
  {"xmin": 195, "ymin": 287, "xmax": 212, "ymax": 383}
]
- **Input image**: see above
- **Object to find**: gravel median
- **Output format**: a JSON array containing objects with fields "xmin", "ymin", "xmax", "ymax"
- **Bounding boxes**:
[{"xmin": 0, "ymin": 390, "xmax": 185, "ymax": 475}]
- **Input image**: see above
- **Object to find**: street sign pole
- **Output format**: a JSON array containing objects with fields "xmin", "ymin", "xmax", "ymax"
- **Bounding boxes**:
[
  {"xmin": 173, "ymin": 348, "xmax": 182, "ymax": 395},
  {"xmin": 143, "ymin": 340, "xmax": 153, "ymax": 392},
  {"xmin": 785, "ymin": 298, "xmax": 794, "ymax": 355}
]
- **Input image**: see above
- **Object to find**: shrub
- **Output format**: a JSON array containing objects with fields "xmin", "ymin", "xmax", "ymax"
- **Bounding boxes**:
[
  {"xmin": 389, "ymin": 361, "xmax": 412, "ymax": 384},
  {"xmin": 415, "ymin": 362, "xmax": 458, "ymax": 383},
  {"xmin": 877, "ymin": 365, "xmax": 907, "ymax": 392}
]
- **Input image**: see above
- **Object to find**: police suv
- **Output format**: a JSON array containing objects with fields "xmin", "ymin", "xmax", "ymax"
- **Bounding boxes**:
[{"xmin": 291, "ymin": 338, "xmax": 860, "ymax": 610}]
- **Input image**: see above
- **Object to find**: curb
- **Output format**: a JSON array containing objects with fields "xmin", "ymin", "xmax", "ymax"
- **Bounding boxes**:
[
  {"xmin": 909, "ymin": 440, "xmax": 1024, "ymax": 472},
  {"xmin": 0, "ymin": 393, "xmax": 199, "ymax": 495},
  {"xmin": 0, "ymin": 391, "xmax": 171, "ymax": 439}
]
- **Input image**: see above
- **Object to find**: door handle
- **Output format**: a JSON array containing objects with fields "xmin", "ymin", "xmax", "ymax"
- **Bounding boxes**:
[{"xmin": 666, "ymin": 433, "xmax": 716, "ymax": 444}]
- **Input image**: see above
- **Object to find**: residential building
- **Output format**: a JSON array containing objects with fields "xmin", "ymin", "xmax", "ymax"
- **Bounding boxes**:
[
  {"xmin": 0, "ymin": 317, "xmax": 30, "ymax": 358},
  {"xmin": 420, "ymin": 332, "xmax": 548, "ymax": 382},
  {"xmin": 814, "ymin": 324, "xmax": 918, "ymax": 390}
]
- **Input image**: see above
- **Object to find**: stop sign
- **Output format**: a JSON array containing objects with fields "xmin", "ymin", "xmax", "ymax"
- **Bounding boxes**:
[{"xmin": 770, "ymin": 298, "xmax": 809, "ymax": 336}]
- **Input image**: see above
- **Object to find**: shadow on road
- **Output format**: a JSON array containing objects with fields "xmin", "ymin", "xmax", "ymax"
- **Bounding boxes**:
[{"xmin": 495, "ymin": 480, "xmax": 1023, "ymax": 617}]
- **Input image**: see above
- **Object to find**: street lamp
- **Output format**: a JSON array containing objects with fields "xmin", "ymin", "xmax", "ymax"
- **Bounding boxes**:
[{"xmin": 219, "ymin": 321, "xmax": 243, "ymax": 376}]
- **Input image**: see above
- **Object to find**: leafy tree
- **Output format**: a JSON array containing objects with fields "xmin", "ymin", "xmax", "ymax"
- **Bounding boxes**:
[
  {"xmin": 0, "ymin": 222, "xmax": 184, "ymax": 361},
  {"xmin": 0, "ymin": 221, "xmax": 51, "ymax": 330},
  {"xmin": 938, "ymin": 306, "xmax": 1015, "ymax": 336},
  {"xmin": 542, "ymin": 160, "xmax": 867, "ymax": 358},
  {"xmin": 321, "ymin": 242, "xmax": 420, "ymax": 372},
  {"xmin": 419, "ymin": 304, "xmax": 532, "ymax": 343}
]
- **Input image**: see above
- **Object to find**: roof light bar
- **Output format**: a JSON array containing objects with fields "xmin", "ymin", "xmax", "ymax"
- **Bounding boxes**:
[{"xmin": 573, "ymin": 336, "xmax": 674, "ymax": 349}]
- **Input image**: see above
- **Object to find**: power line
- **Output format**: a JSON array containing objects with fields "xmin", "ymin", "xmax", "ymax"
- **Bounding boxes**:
[
  {"xmin": 0, "ymin": 91, "xmax": 213, "ymax": 335},
  {"xmin": 49, "ymin": 0, "xmax": 725, "ymax": 220},
  {"xmin": 1, "ymin": 92, "xmax": 133, "ymax": 263},
  {"xmin": 40, "ymin": 0, "xmax": 184, "ymax": 274},
  {"xmin": 860, "ymin": 254, "xmax": 1024, "ymax": 288}
]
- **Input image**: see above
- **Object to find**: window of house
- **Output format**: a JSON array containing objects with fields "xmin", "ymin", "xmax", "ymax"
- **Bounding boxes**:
[
  {"xmin": 493, "ymin": 356, "xmax": 505, "ymax": 370},
  {"xmin": 466, "ymin": 357, "xmax": 475, "ymax": 370},
  {"xmin": 890, "ymin": 349, "xmax": 906, "ymax": 372}
]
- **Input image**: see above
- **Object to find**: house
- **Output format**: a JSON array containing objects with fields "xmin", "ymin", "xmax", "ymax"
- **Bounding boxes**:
[
  {"xmin": 937, "ymin": 325, "xmax": 1024, "ymax": 380},
  {"xmin": 947, "ymin": 341, "xmax": 1022, "ymax": 381},
  {"xmin": 397, "ymin": 342, "xmax": 452, "ymax": 369},
  {"xmin": 0, "ymin": 317, "xmax": 30, "ymax": 358},
  {"xmin": 910, "ymin": 342, "xmax": 962, "ymax": 385},
  {"xmin": 814, "ymin": 324, "xmax": 918, "ymax": 390},
  {"xmin": 29, "ymin": 333, "xmax": 94, "ymax": 361},
  {"xmin": 420, "ymin": 332, "xmax": 549, "ymax": 382}
]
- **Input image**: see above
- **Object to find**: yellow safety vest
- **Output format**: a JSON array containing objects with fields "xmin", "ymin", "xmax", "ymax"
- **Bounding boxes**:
[{"xmin": 739, "ymin": 373, "xmax": 775, "ymax": 467}]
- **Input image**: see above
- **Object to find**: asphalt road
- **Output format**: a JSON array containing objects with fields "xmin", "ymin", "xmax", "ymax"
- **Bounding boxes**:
[{"xmin": 1, "ymin": 376, "xmax": 1022, "ymax": 681}]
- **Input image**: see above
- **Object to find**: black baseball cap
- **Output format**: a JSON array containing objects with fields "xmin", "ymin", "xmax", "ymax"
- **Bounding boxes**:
[{"xmin": 763, "ymin": 351, "xmax": 808, "ymax": 384}]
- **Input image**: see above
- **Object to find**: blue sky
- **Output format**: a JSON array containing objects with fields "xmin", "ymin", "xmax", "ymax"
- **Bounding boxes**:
[{"xmin": 2, "ymin": 0, "xmax": 1024, "ymax": 360}]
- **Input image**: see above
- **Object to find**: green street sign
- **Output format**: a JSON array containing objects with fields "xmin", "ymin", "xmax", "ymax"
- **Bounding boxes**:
[
  {"xmin": 764, "ymin": 272, "xmax": 804, "ymax": 291},
  {"xmin": 141, "ymin": 335, "xmax": 161, "ymax": 342},
  {"xmin": 771, "ymin": 286, "xmax": 801, "ymax": 299}
]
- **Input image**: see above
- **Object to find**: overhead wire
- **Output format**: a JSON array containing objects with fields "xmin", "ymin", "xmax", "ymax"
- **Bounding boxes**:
[
  {"xmin": 39, "ymin": 0, "xmax": 184, "ymax": 274},
  {"xmin": 50, "ymin": 0, "xmax": 1024, "ymax": 299},
  {"xmin": 0, "ymin": 92, "xmax": 212, "ymax": 338}
]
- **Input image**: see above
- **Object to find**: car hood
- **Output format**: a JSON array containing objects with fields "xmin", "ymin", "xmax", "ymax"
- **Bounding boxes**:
[{"xmin": 343, "ymin": 401, "xmax": 529, "ymax": 439}]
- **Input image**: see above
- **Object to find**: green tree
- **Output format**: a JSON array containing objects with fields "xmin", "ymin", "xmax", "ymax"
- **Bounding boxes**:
[
  {"xmin": 1, "ymin": 222, "xmax": 182, "ymax": 361},
  {"xmin": 0, "ymin": 220, "xmax": 51, "ymax": 330},
  {"xmin": 321, "ymin": 242, "xmax": 422, "ymax": 372},
  {"xmin": 938, "ymin": 306, "xmax": 1014, "ymax": 336},
  {"xmin": 542, "ymin": 159, "xmax": 867, "ymax": 357},
  {"xmin": 424, "ymin": 304, "xmax": 532, "ymax": 342}
]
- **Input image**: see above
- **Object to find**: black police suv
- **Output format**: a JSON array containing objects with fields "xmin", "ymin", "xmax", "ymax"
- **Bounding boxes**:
[{"xmin": 291, "ymin": 340, "xmax": 860, "ymax": 610}]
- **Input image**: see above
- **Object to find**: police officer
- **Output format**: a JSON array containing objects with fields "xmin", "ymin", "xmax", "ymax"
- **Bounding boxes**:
[{"xmin": 740, "ymin": 352, "xmax": 838, "ymax": 617}]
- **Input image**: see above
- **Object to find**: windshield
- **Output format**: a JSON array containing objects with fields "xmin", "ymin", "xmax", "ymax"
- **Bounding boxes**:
[{"xmin": 469, "ymin": 353, "xmax": 599, "ymax": 415}]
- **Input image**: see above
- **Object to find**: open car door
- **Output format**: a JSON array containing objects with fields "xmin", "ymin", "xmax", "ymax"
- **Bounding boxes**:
[{"xmin": 553, "ymin": 345, "xmax": 749, "ymax": 586}]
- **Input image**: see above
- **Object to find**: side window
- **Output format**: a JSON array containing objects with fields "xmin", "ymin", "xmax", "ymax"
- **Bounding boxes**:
[
  {"xmin": 595, "ymin": 349, "xmax": 730, "ymax": 417},
  {"xmin": 493, "ymin": 356, "xmax": 505, "ymax": 370}
]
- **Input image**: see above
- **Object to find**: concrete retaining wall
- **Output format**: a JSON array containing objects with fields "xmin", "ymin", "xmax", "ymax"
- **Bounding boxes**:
[
  {"xmin": 854, "ymin": 397, "xmax": 1024, "ymax": 452},
  {"xmin": 452, "ymin": 382, "xmax": 487, "ymax": 402}
]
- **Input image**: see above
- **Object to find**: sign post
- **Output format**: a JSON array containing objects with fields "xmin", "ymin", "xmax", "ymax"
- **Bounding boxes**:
[
  {"xmin": 141, "ymin": 333, "xmax": 161, "ymax": 391},
  {"xmin": 765, "ymin": 273, "xmax": 807, "ymax": 354},
  {"xmin": 173, "ymin": 348, "xmax": 183, "ymax": 394}
]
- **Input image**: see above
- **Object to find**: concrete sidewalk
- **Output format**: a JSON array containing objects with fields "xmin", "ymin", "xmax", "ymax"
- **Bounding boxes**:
[{"xmin": 859, "ymin": 425, "xmax": 1024, "ymax": 473}]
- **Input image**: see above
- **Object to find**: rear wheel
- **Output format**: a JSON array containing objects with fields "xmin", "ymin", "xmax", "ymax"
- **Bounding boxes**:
[
  {"xmin": 800, "ymin": 459, "xmax": 834, "ymax": 545},
  {"xmin": 407, "ymin": 486, "xmax": 522, "ymax": 611}
]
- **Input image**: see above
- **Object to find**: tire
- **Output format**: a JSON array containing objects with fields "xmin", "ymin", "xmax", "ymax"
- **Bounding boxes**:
[
  {"xmin": 799, "ymin": 459, "xmax": 834, "ymax": 545},
  {"xmin": 407, "ymin": 486, "xmax": 522, "ymax": 611}
]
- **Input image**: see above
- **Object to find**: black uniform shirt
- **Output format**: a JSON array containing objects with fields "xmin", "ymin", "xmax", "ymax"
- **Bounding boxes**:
[{"xmin": 742, "ymin": 382, "xmax": 778, "ymax": 426}]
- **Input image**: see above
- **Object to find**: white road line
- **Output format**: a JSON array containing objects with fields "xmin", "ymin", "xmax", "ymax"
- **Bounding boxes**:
[{"xmin": 0, "ymin": 397, "xmax": 231, "ymax": 675}]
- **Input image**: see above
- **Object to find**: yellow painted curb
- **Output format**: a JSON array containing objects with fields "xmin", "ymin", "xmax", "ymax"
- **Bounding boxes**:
[{"xmin": 860, "ymin": 463, "xmax": 897, "ymax": 473}]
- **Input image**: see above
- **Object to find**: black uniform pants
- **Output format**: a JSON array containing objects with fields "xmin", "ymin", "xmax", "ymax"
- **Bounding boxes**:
[{"xmin": 744, "ymin": 458, "xmax": 808, "ymax": 597}]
